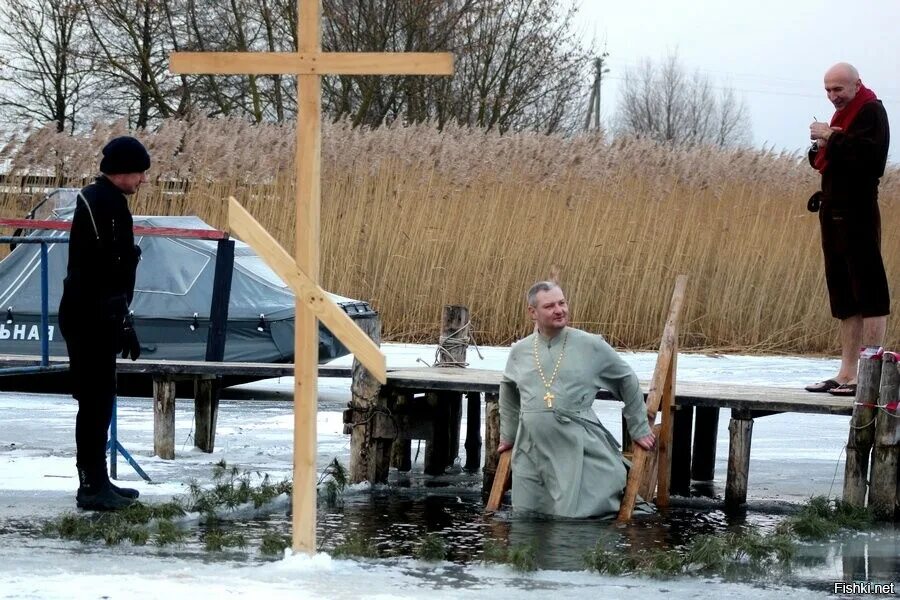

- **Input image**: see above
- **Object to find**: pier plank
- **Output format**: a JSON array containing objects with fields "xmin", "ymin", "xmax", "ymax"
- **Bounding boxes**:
[{"xmin": 0, "ymin": 355, "xmax": 853, "ymax": 416}]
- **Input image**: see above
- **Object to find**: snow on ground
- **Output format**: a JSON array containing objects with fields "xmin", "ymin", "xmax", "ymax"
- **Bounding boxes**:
[{"xmin": 0, "ymin": 344, "xmax": 885, "ymax": 599}]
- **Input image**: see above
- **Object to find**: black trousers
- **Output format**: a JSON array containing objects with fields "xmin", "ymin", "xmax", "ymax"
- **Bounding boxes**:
[{"xmin": 60, "ymin": 308, "xmax": 119, "ymax": 475}]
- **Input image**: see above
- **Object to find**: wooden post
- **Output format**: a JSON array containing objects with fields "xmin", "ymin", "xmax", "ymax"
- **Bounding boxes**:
[
  {"xmin": 369, "ymin": 404, "xmax": 393, "ymax": 484},
  {"xmin": 436, "ymin": 305, "xmax": 470, "ymax": 367},
  {"xmin": 193, "ymin": 376, "xmax": 220, "ymax": 452},
  {"xmin": 171, "ymin": 0, "xmax": 453, "ymax": 556},
  {"xmin": 391, "ymin": 439, "xmax": 413, "ymax": 472},
  {"xmin": 153, "ymin": 376, "xmax": 176, "ymax": 460},
  {"xmin": 655, "ymin": 352, "xmax": 676, "ymax": 507},
  {"xmin": 638, "ymin": 423, "xmax": 663, "ymax": 501},
  {"xmin": 349, "ymin": 317, "xmax": 383, "ymax": 484},
  {"xmin": 670, "ymin": 405, "xmax": 693, "ymax": 496},
  {"xmin": 196, "ymin": 236, "xmax": 233, "ymax": 454},
  {"xmin": 691, "ymin": 406, "xmax": 720, "ymax": 482},
  {"xmin": 725, "ymin": 410, "xmax": 753, "ymax": 508},
  {"xmin": 425, "ymin": 305, "xmax": 470, "ymax": 473},
  {"xmin": 424, "ymin": 392, "xmax": 451, "ymax": 475},
  {"xmin": 464, "ymin": 392, "xmax": 482, "ymax": 473},
  {"xmin": 843, "ymin": 350, "xmax": 882, "ymax": 508},
  {"xmin": 870, "ymin": 351, "xmax": 899, "ymax": 519},
  {"xmin": 291, "ymin": 0, "xmax": 323, "ymax": 555},
  {"xmin": 389, "ymin": 392, "xmax": 412, "ymax": 472},
  {"xmin": 205, "ymin": 238, "xmax": 235, "ymax": 362},
  {"xmin": 483, "ymin": 393, "xmax": 500, "ymax": 491},
  {"xmin": 619, "ymin": 274, "xmax": 687, "ymax": 520}
]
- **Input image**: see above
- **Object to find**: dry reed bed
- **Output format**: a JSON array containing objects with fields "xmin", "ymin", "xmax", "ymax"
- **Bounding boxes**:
[{"xmin": 1, "ymin": 120, "xmax": 897, "ymax": 352}]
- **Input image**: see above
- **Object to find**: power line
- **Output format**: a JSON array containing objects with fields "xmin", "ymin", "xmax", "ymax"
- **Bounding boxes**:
[
  {"xmin": 603, "ymin": 75, "xmax": 900, "ymax": 104},
  {"xmin": 607, "ymin": 60, "xmax": 900, "ymax": 96}
]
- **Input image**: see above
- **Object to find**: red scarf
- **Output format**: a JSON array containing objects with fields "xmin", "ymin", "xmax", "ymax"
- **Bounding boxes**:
[{"xmin": 814, "ymin": 83, "xmax": 878, "ymax": 173}]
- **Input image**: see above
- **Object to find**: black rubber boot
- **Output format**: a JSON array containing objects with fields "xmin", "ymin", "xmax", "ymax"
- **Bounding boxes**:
[
  {"xmin": 108, "ymin": 481, "xmax": 140, "ymax": 500},
  {"xmin": 76, "ymin": 465, "xmax": 134, "ymax": 511},
  {"xmin": 104, "ymin": 472, "xmax": 140, "ymax": 500}
]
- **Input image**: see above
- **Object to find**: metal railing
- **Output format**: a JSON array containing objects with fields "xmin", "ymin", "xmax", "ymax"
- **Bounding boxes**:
[{"xmin": 0, "ymin": 235, "xmax": 69, "ymax": 375}]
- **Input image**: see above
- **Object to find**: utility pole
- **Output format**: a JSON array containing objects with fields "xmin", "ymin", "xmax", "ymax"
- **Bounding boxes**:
[{"xmin": 585, "ymin": 51, "xmax": 610, "ymax": 131}]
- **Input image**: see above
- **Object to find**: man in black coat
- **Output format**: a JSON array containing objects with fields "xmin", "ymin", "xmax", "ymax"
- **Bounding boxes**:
[
  {"xmin": 805, "ymin": 63, "xmax": 891, "ymax": 396},
  {"xmin": 59, "ymin": 136, "xmax": 148, "ymax": 510}
]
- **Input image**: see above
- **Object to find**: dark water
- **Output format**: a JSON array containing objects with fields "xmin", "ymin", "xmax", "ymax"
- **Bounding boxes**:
[
  {"xmin": 297, "ymin": 481, "xmax": 897, "ymax": 590},
  {"xmin": 6, "ymin": 474, "xmax": 899, "ymax": 592}
]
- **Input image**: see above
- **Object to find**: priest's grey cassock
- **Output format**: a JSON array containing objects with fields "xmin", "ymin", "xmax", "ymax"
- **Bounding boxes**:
[{"xmin": 500, "ymin": 327, "xmax": 651, "ymax": 517}]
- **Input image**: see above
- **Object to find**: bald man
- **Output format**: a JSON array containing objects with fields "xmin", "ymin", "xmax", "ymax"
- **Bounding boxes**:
[{"xmin": 805, "ymin": 63, "xmax": 890, "ymax": 396}]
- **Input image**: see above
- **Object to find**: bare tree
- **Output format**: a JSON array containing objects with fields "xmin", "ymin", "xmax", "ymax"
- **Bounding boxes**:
[
  {"xmin": 1, "ymin": 0, "xmax": 592, "ymax": 133},
  {"xmin": 79, "ymin": 0, "xmax": 182, "ymax": 127},
  {"xmin": 0, "ymin": 0, "xmax": 95, "ymax": 132},
  {"xmin": 616, "ymin": 52, "xmax": 751, "ymax": 147},
  {"xmin": 321, "ymin": 0, "xmax": 591, "ymax": 133}
]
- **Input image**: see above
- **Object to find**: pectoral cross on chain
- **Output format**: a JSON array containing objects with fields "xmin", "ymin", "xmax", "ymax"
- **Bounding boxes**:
[{"xmin": 543, "ymin": 392, "xmax": 554, "ymax": 408}]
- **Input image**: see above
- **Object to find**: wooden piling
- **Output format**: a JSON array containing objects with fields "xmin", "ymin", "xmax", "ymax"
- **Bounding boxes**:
[
  {"xmin": 483, "ymin": 393, "xmax": 500, "ymax": 492},
  {"xmin": 391, "ymin": 439, "xmax": 413, "ymax": 472},
  {"xmin": 691, "ymin": 406, "xmax": 720, "ymax": 482},
  {"xmin": 670, "ymin": 405, "xmax": 694, "ymax": 496},
  {"xmin": 389, "ymin": 392, "xmax": 413, "ymax": 472},
  {"xmin": 424, "ymin": 392, "xmax": 451, "ymax": 475},
  {"xmin": 870, "ymin": 352, "xmax": 899, "ymax": 519},
  {"xmin": 464, "ymin": 392, "xmax": 482, "ymax": 473},
  {"xmin": 725, "ymin": 410, "xmax": 753, "ymax": 508},
  {"xmin": 193, "ymin": 376, "xmax": 220, "ymax": 453},
  {"xmin": 424, "ymin": 305, "xmax": 470, "ymax": 474},
  {"xmin": 842, "ymin": 350, "xmax": 882, "ymax": 508},
  {"xmin": 153, "ymin": 376, "xmax": 176, "ymax": 460},
  {"xmin": 348, "ymin": 316, "xmax": 386, "ymax": 484}
]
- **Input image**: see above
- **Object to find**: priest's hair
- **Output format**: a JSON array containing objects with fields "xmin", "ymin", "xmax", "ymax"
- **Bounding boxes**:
[{"xmin": 526, "ymin": 281, "xmax": 561, "ymax": 307}]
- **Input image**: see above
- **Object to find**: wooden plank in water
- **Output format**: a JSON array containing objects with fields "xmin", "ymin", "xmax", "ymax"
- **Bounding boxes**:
[{"xmin": 485, "ymin": 450, "xmax": 511, "ymax": 512}]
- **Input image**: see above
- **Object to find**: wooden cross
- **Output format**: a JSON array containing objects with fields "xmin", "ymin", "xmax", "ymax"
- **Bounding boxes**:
[{"xmin": 169, "ymin": 1, "xmax": 453, "ymax": 554}]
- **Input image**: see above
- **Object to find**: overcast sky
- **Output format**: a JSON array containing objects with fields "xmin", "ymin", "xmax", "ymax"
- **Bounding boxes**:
[{"xmin": 577, "ymin": 0, "xmax": 900, "ymax": 161}]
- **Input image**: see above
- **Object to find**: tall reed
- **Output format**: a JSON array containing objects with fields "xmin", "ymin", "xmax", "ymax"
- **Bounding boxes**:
[{"xmin": 1, "ymin": 119, "xmax": 897, "ymax": 352}]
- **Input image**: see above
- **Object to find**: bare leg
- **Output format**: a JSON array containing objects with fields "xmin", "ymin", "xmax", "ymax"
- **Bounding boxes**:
[
  {"xmin": 836, "ymin": 315, "xmax": 862, "ymax": 384},
  {"xmin": 862, "ymin": 315, "xmax": 887, "ymax": 348}
]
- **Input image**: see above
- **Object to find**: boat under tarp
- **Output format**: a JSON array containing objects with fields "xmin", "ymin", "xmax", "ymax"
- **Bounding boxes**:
[{"xmin": 0, "ymin": 189, "xmax": 376, "ymax": 394}]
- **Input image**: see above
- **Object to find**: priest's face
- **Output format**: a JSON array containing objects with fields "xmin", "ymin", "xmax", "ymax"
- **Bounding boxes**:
[{"xmin": 528, "ymin": 287, "xmax": 569, "ymax": 335}]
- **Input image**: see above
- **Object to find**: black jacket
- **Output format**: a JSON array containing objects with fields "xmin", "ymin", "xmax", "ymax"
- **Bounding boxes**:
[
  {"xmin": 808, "ymin": 100, "xmax": 890, "ymax": 215},
  {"xmin": 59, "ymin": 176, "xmax": 140, "ymax": 334}
]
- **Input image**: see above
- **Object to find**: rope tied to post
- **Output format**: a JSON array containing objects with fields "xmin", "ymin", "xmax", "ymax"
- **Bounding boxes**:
[
  {"xmin": 418, "ymin": 321, "xmax": 484, "ymax": 368},
  {"xmin": 853, "ymin": 401, "xmax": 900, "ymax": 414}
]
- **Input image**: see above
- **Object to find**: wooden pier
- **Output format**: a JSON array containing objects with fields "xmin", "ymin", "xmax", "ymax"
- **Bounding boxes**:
[
  {"xmin": 2, "ymin": 350, "xmax": 895, "ymax": 515},
  {"xmin": 342, "ymin": 364, "xmax": 857, "ymax": 509}
]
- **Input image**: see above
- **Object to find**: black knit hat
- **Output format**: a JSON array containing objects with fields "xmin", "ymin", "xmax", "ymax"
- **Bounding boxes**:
[{"xmin": 99, "ymin": 136, "xmax": 151, "ymax": 175}]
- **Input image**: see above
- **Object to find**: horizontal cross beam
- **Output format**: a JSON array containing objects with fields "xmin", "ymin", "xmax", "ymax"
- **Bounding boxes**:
[{"xmin": 170, "ymin": 52, "xmax": 454, "ymax": 76}]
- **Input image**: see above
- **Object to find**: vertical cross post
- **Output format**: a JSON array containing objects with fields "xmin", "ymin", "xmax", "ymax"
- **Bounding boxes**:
[
  {"xmin": 169, "ymin": 0, "xmax": 453, "ymax": 553},
  {"xmin": 292, "ymin": 0, "xmax": 322, "ymax": 555}
]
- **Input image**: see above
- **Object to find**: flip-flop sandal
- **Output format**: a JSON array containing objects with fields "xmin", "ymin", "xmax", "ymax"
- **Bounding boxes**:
[
  {"xmin": 805, "ymin": 379, "xmax": 841, "ymax": 393},
  {"xmin": 828, "ymin": 383, "xmax": 857, "ymax": 397}
]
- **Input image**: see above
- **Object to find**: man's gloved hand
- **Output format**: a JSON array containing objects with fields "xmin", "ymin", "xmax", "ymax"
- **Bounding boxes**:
[
  {"xmin": 127, "ymin": 244, "xmax": 142, "ymax": 268},
  {"xmin": 120, "ymin": 314, "xmax": 141, "ymax": 361},
  {"xmin": 107, "ymin": 294, "xmax": 128, "ymax": 320}
]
